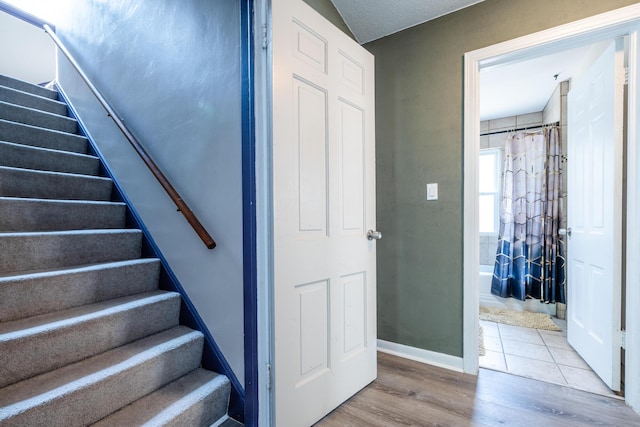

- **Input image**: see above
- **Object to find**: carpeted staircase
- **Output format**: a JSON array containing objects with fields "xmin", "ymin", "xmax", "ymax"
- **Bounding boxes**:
[{"xmin": 0, "ymin": 74, "xmax": 234, "ymax": 426}]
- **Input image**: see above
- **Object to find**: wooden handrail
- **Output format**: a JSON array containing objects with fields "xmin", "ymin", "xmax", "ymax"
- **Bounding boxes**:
[{"xmin": 44, "ymin": 24, "xmax": 216, "ymax": 249}]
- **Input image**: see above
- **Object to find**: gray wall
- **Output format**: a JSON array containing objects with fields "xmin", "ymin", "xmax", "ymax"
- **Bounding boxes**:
[
  {"xmin": 363, "ymin": 0, "xmax": 638, "ymax": 357},
  {"xmin": 54, "ymin": 0, "xmax": 245, "ymax": 382},
  {"xmin": 302, "ymin": 0, "xmax": 355, "ymax": 40}
]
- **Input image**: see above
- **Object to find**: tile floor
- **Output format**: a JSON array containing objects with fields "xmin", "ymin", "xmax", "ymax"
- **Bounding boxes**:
[{"xmin": 479, "ymin": 318, "xmax": 619, "ymax": 398}]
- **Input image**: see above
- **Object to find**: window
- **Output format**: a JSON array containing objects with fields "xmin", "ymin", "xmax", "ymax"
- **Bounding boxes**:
[{"xmin": 479, "ymin": 148, "xmax": 501, "ymax": 234}]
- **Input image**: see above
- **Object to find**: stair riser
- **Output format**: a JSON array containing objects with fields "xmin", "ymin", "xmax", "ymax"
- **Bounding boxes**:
[
  {"xmin": 0, "ymin": 141, "xmax": 99, "ymax": 175},
  {"xmin": 0, "ymin": 119, "xmax": 88, "ymax": 153},
  {"xmin": 0, "ymin": 230, "xmax": 142, "ymax": 274},
  {"xmin": 0, "ymin": 101, "xmax": 78, "ymax": 134},
  {"xmin": 0, "ymin": 167, "xmax": 112, "ymax": 201},
  {"xmin": 0, "ymin": 260, "xmax": 161, "ymax": 322},
  {"xmin": 0, "ymin": 75, "xmax": 58, "ymax": 100},
  {"xmin": 0, "ymin": 198, "xmax": 125, "ymax": 232},
  {"xmin": 0, "ymin": 332, "xmax": 204, "ymax": 427},
  {"xmin": 0, "ymin": 85, "xmax": 68, "ymax": 115},
  {"xmin": 0, "ymin": 294, "xmax": 181, "ymax": 388}
]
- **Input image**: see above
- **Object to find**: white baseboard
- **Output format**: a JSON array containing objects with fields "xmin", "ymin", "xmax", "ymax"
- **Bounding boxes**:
[{"xmin": 377, "ymin": 339, "xmax": 464, "ymax": 373}]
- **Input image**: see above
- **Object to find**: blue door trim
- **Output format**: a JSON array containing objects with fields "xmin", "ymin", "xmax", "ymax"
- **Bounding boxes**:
[{"xmin": 241, "ymin": 0, "xmax": 259, "ymax": 425}]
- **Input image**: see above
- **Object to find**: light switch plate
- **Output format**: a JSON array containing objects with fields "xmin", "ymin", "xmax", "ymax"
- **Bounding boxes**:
[{"xmin": 426, "ymin": 183, "xmax": 438, "ymax": 201}]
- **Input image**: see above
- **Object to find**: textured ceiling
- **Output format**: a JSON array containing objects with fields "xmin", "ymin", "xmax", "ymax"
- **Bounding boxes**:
[{"xmin": 331, "ymin": 0, "xmax": 485, "ymax": 44}]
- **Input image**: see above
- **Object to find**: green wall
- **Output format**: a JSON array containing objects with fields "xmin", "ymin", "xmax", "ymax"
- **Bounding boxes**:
[
  {"xmin": 364, "ymin": 0, "xmax": 638, "ymax": 357},
  {"xmin": 302, "ymin": 0, "xmax": 355, "ymax": 40}
]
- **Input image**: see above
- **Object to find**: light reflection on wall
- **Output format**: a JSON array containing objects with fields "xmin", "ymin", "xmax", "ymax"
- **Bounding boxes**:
[{"xmin": 3, "ymin": 0, "xmax": 62, "ymax": 23}]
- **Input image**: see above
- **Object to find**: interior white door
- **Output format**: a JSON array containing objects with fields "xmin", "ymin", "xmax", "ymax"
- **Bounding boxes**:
[
  {"xmin": 567, "ymin": 39, "xmax": 624, "ymax": 391},
  {"xmin": 271, "ymin": 0, "xmax": 377, "ymax": 425}
]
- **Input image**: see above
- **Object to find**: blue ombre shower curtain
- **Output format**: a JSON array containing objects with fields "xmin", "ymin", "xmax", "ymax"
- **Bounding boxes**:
[{"xmin": 491, "ymin": 127, "xmax": 566, "ymax": 303}]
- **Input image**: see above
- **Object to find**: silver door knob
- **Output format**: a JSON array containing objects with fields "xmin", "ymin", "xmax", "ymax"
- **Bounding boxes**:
[{"xmin": 367, "ymin": 230, "xmax": 382, "ymax": 240}]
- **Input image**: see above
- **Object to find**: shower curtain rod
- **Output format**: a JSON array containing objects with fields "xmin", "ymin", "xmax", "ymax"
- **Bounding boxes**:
[{"xmin": 480, "ymin": 121, "xmax": 560, "ymax": 136}]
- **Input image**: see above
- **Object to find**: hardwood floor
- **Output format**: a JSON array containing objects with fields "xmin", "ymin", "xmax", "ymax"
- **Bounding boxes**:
[{"xmin": 314, "ymin": 352, "xmax": 640, "ymax": 426}]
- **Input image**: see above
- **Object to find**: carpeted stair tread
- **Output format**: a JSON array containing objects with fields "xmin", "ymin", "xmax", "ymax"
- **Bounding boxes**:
[
  {"xmin": 0, "ymin": 259, "xmax": 160, "ymax": 320},
  {"xmin": 0, "ymin": 119, "xmax": 88, "ymax": 153},
  {"xmin": 0, "ymin": 259, "xmax": 152, "ymax": 278},
  {"xmin": 218, "ymin": 417, "xmax": 245, "ymax": 427},
  {"xmin": 0, "ymin": 326, "xmax": 202, "ymax": 405},
  {"xmin": 0, "ymin": 72, "xmax": 232, "ymax": 424},
  {"xmin": 0, "ymin": 326, "xmax": 204, "ymax": 427},
  {"xmin": 0, "ymin": 85, "xmax": 67, "ymax": 115},
  {"xmin": 0, "ymin": 290, "xmax": 181, "ymax": 388},
  {"xmin": 0, "ymin": 100, "xmax": 78, "ymax": 134},
  {"xmin": 0, "ymin": 197, "xmax": 126, "ymax": 231},
  {"xmin": 92, "ymin": 368, "xmax": 231, "ymax": 427},
  {"xmin": 0, "ymin": 140, "xmax": 100, "ymax": 175},
  {"xmin": 0, "ymin": 229, "xmax": 142, "ymax": 274},
  {"xmin": 0, "ymin": 74, "xmax": 58, "ymax": 99},
  {"xmin": 0, "ymin": 258, "xmax": 161, "ymax": 322},
  {"xmin": 0, "ymin": 166, "xmax": 113, "ymax": 201}
]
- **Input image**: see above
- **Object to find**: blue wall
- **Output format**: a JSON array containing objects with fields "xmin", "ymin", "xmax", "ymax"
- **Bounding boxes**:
[{"xmin": 55, "ymin": 0, "xmax": 245, "ymax": 382}]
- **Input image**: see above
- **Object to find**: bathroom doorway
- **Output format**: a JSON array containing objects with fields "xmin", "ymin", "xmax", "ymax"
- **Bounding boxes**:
[
  {"xmin": 475, "ymin": 39, "xmax": 625, "ymax": 397},
  {"xmin": 462, "ymin": 7, "xmax": 640, "ymax": 411}
]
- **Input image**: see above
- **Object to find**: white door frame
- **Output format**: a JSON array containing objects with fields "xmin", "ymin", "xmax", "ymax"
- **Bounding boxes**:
[
  {"xmin": 254, "ymin": 0, "xmax": 274, "ymax": 425},
  {"xmin": 463, "ymin": 4, "xmax": 640, "ymax": 412}
]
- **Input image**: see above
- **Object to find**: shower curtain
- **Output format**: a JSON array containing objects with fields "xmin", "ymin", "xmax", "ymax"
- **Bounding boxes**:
[{"xmin": 491, "ymin": 127, "xmax": 566, "ymax": 303}]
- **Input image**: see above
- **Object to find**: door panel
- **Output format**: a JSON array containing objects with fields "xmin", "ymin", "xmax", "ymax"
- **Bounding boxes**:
[
  {"xmin": 272, "ymin": 0, "xmax": 377, "ymax": 425},
  {"xmin": 342, "ymin": 271, "xmax": 367, "ymax": 356},
  {"xmin": 567, "ymin": 40, "xmax": 624, "ymax": 391},
  {"xmin": 339, "ymin": 100, "xmax": 365, "ymax": 231},
  {"xmin": 297, "ymin": 280, "xmax": 329, "ymax": 382},
  {"xmin": 294, "ymin": 78, "xmax": 328, "ymax": 233}
]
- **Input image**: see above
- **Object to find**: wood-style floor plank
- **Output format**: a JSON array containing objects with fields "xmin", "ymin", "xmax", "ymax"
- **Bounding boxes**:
[{"xmin": 314, "ymin": 352, "xmax": 640, "ymax": 426}]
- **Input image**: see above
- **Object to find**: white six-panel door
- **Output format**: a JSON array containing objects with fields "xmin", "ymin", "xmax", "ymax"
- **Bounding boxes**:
[
  {"xmin": 271, "ymin": 0, "xmax": 377, "ymax": 425},
  {"xmin": 567, "ymin": 39, "xmax": 624, "ymax": 391}
]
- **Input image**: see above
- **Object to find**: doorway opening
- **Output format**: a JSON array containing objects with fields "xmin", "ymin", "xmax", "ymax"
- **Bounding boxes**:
[
  {"xmin": 476, "ymin": 41, "xmax": 622, "ymax": 397},
  {"xmin": 463, "ymin": 4, "xmax": 640, "ymax": 413}
]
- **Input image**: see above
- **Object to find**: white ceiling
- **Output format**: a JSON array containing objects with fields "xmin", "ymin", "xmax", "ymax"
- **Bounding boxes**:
[
  {"xmin": 331, "ymin": 0, "xmax": 485, "ymax": 44},
  {"xmin": 480, "ymin": 41, "xmax": 609, "ymax": 121},
  {"xmin": 479, "ymin": 48, "xmax": 582, "ymax": 121}
]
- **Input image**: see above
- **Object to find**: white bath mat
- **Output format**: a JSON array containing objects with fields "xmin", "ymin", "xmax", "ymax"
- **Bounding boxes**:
[{"xmin": 480, "ymin": 306, "xmax": 561, "ymax": 331}]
